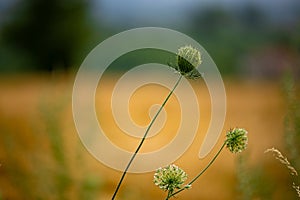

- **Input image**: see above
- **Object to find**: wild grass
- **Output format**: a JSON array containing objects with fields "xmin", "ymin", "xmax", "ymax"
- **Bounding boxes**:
[
  {"xmin": 39, "ymin": 98, "xmax": 71, "ymax": 200},
  {"xmin": 264, "ymin": 148, "xmax": 298, "ymax": 176},
  {"xmin": 0, "ymin": 76, "xmax": 102, "ymax": 200},
  {"xmin": 282, "ymin": 71, "xmax": 300, "ymax": 171},
  {"xmin": 236, "ymin": 153, "xmax": 273, "ymax": 200},
  {"xmin": 36, "ymin": 87, "xmax": 103, "ymax": 200},
  {"xmin": 236, "ymin": 70, "xmax": 300, "ymax": 199},
  {"xmin": 0, "ymin": 73, "xmax": 294, "ymax": 199},
  {"xmin": 265, "ymin": 147, "xmax": 300, "ymax": 198}
]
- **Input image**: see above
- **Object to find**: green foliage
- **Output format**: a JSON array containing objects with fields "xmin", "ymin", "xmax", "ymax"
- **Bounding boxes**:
[
  {"xmin": 236, "ymin": 70, "xmax": 300, "ymax": 199},
  {"xmin": 38, "ymin": 94, "xmax": 71, "ymax": 200},
  {"xmin": 105, "ymin": 48, "xmax": 176, "ymax": 73},
  {"xmin": 282, "ymin": 71, "xmax": 300, "ymax": 169},
  {"xmin": 236, "ymin": 155, "xmax": 273, "ymax": 200},
  {"xmin": 78, "ymin": 174, "xmax": 103, "ymax": 200},
  {"xmin": 1, "ymin": 0, "xmax": 93, "ymax": 71},
  {"xmin": 188, "ymin": 5, "xmax": 299, "ymax": 76},
  {"xmin": 1, "ymin": 1, "xmax": 299, "ymax": 76}
]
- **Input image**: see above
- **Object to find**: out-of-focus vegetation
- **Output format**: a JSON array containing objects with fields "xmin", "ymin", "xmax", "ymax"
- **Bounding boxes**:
[
  {"xmin": 0, "ymin": 0, "xmax": 95, "ymax": 72},
  {"xmin": 0, "ymin": 0, "xmax": 300, "ymax": 199},
  {"xmin": 188, "ymin": 4, "xmax": 300, "ymax": 77},
  {"xmin": 236, "ymin": 71, "xmax": 300, "ymax": 199},
  {"xmin": 0, "ymin": 76, "xmax": 105, "ymax": 199},
  {"xmin": 0, "ymin": 1, "xmax": 299, "ymax": 78}
]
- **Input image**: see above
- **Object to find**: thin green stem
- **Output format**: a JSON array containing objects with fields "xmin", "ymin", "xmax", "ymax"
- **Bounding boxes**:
[
  {"xmin": 168, "ymin": 142, "xmax": 226, "ymax": 198},
  {"xmin": 165, "ymin": 190, "xmax": 172, "ymax": 200},
  {"xmin": 111, "ymin": 75, "xmax": 183, "ymax": 200}
]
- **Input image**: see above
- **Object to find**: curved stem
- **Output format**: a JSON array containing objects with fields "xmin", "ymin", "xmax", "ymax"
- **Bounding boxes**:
[
  {"xmin": 111, "ymin": 75, "xmax": 183, "ymax": 200},
  {"xmin": 169, "ymin": 142, "xmax": 226, "ymax": 198}
]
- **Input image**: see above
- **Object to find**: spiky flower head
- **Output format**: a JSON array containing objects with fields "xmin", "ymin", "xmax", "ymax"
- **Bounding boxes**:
[
  {"xmin": 225, "ymin": 128, "xmax": 248, "ymax": 153},
  {"xmin": 176, "ymin": 45, "xmax": 202, "ymax": 79},
  {"xmin": 153, "ymin": 164, "xmax": 188, "ymax": 193}
]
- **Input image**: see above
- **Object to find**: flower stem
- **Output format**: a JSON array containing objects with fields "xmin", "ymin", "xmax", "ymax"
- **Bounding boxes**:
[
  {"xmin": 168, "ymin": 142, "xmax": 226, "ymax": 198},
  {"xmin": 165, "ymin": 190, "xmax": 172, "ymax": 200},
  {"xmin": 111, "ymin": 75, "xmax": 183, "ymax": 200}
]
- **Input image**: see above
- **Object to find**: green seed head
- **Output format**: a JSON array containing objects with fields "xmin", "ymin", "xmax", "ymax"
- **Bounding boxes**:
[
  {"xmin": 225, "ymin": 128, "xmax": 248, "ymax": 153},
  {"xmin": 153, "ymin": 164, "xmax": 188, "ymax": 193},
  {"xmin": 176, "ymin": 45, "xmax": 202, "ymax": 77}
]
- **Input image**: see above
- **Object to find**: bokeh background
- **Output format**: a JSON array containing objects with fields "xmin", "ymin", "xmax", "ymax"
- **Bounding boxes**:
[{"xmin": 0, "ymin": 0, "xmax": 300, "ymax": 199}]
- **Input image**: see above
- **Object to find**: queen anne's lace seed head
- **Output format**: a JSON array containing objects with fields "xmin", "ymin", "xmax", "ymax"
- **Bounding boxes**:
[
  {"xmin": 153, "ymin": 164, "xmax": 188, "ymax": 193},
  {"xmin": 225, "ymin": 128, "xmax": 248, "ymax": 153},
  {"xmin": 176, "ymin": 45, "xmax": 202, "ymax": 79}
]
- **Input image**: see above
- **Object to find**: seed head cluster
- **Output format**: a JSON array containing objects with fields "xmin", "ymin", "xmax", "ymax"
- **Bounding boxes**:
[
  {"xmin": 225, "ymin": 128, "xmax": 248, "ymax": 153},
  {"xmin": 153, "ymin": 164, "xmax": 188, "ymax": 193},
  {"xmin": 176, "ymin": 45, "xmax": 202, "ymax": 79}
]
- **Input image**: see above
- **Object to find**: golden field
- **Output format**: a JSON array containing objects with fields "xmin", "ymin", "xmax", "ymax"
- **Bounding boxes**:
[{"xmin": 0, "ymin": 73, "xmax": 297, "ymax": 200}]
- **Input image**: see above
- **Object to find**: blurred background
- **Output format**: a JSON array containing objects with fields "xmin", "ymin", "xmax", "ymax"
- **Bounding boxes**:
[{"xmin": 0, "ymin": 0, "xmax": 300, "ymax": 199}]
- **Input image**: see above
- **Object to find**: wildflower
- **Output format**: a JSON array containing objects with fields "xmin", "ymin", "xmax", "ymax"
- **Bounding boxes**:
[
  {"xmin": 225, "ymin": 128, "xmax": 248, "ymax": 153},
  {"xmin": 171, "ymin": 45, "xmax": 202, "ymax": 79},
  {"xmin": 153, "ymin": 164, "xmax": 188, "ymax": 193}
]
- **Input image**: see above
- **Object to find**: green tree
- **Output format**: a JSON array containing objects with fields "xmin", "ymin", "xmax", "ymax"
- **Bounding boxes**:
[{"xmin": 2, "ymin": 0, "xmax": 93, "ymax": 71}]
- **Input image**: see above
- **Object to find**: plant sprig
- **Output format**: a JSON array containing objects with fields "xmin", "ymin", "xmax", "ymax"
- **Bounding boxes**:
[
  {"xmin": 112, "ymin": 45, "xmax": 202, "ymax": 199},
  {"xmin": 153, "ymin": 128, "xmax": 248, "ymax": 199}
]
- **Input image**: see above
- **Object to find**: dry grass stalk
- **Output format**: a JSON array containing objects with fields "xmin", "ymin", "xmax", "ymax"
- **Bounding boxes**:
[
  {"xmin": 293, "ymin": 183, "xmax": 300, "ymax": 198},
  {"xmin": 265, "ymin": 147, "xmax": 300, "ymax": 198},
  {"xmin": 264, "ymin": 147, "xmax": 298, "ymax": 176}
]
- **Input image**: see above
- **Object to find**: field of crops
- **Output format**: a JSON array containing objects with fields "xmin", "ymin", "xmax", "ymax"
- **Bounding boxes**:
[{"xmin": 0, "ymin": 73, "xmax": 298, "ymax": 200}]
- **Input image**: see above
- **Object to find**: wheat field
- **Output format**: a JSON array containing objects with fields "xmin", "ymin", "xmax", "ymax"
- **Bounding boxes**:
[{"xmin": 0, "ymin": 73, "xmax": 295, "ymax": 200}]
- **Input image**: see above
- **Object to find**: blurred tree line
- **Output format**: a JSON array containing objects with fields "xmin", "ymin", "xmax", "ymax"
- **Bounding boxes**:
[
  {"xmin": 0, "ymin": 0, "xmax": 95, "ymax": 72},
  {"xmin": 187, "ymin": 3, "xmax": 300, "ymax": 76},
  {"xmin": 0, "ymin": 1, "xmax": 299, "ymax": 77}
]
